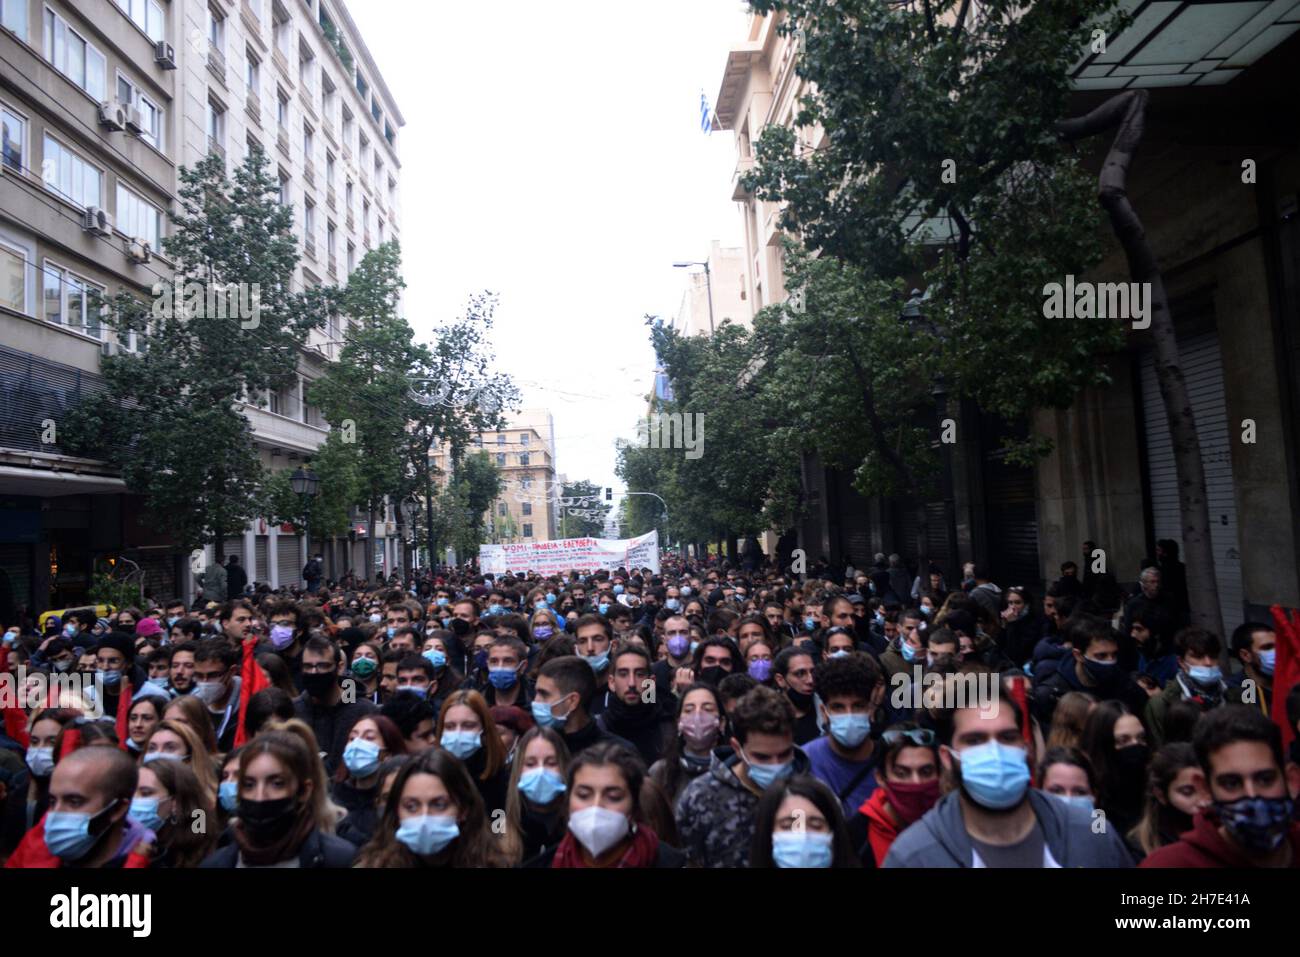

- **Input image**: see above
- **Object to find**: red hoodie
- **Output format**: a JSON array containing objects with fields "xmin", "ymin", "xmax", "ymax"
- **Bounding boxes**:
[
  {"xmin": 5, "ymin": 815, "xmax": 152, "ymax": 869},
  {"xmin": 860, "ymin": 788, "xmax": 903, "ymax": 866},
  {"xmin": 1141, "ymin": 811, "xmax": 1300, "ymax": 868}
]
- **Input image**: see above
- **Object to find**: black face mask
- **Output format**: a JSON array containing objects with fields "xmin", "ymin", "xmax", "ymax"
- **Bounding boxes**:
[
  {"xmin": 1114, "ymin": 744, "xmax": 1150, "ymax": 789},
  {"xmin": 698, "ymin": 666, "xmax": 729, "ymax": 687},
  {"xmin": 302, "ymin": 671, "xmax": 338, "ymax": 700},
  {"xmin": 786, "ymin": 687, "xmax": 815, "ymax": 712},
  {"xmin": 237, "ymin": 795, "xmax": 299, "ymax": 843}
]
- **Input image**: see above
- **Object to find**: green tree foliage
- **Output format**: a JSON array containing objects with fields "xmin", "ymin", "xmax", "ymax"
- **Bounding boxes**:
[
  {"xmin": 61, "ymin": 147, "xmax": 328, "ymax": 550},
  {"xmin": 263, "ymin": 430, "xmax": 361, "ymax": 539}
]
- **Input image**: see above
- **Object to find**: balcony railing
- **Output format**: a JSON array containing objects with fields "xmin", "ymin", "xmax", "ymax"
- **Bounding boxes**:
[
  {"xmin": 303, "ymin": 161, "xmax": 315, "ymax": 186},
  {"xmin": 245, "ymin": 93, "xmax": 261, "ymax": 125},
  {"xmin": 207, "ymin": 47, "xmax": 227, "ymax": 85},
  {"xmin": 277, "ymin": 129, "xmax": 290, "ymax": 158},
  {"xmin": 326, "ymin": 185, "xmax": 336, "ymax": 209}
]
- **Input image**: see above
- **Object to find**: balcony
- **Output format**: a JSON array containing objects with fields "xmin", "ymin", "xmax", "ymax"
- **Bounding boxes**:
[
  {"xmin": 326, "ymin": 185, "xmax": 336, "ymax": 209},
  {"xmin": 298, "ymin": 86, "xmax": 317, "ymax": 120},
  {"xmin": 277, "ymin": 129, "xmax": 290, "ymax": 158},
  {"xmin": 207, "ymin": 48, "xmax": 227, "ymax": 86},
  {"xmin": 341, "ymin": 142, "xmax": 352, "ymax": 163},
  {"xmin": 327, "ymin": 255, "xmax": 337, "ymax": 277},
  {"xmin": 303, "ymin": 161, "xmax": 315, "ymax": 186},
  {"xmin": 208, "ymin": 136, "xmax": 226, "ymax": 160},
  {"xmin": 245, "ymin": 93, "xmax": 261, "ymax": 126},
  {"xmin": 272, "ymin": 47, "xmax": 290, "ymax": 82},
  {"xmin": 322, "ymin": 115, "xmax": 336, "ymax": 145},
  {"xmin": 304, "ymin": 238, "xmax": 316, "ymax": 260},
  {"xmin": 732, "ymin": 155, "xmax": 755, "ymax": 201},
  {"xmin": 345, "ymin": 212, "xmax": 354, "ymax": 231}
]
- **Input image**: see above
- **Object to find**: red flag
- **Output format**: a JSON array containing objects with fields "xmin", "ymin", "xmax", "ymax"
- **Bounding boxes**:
[
  {"xmin": 0, "ymin": 645, "xmax": 30, "ymax": 748},
  {"xmin": 1269, "ymin": 605, "xmax": 1300, "ymax": 753},
  {"xmin": 233, "ymin": 636, "xmax": 272, "ymax": 748},
  {"xmin": 1006, "ymin": 674, "xmax": 1036, "ymax": 786},
  {"xmin": 115, "ymin": 678, "xmax": 132, "ymax": 751}
]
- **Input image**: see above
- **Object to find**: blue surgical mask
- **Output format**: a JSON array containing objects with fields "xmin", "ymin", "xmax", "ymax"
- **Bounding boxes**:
[
  {"xmin": 143, "ymin": 752, "xmax": 183, "ymax": 765},
  {"xmin": 690, "ymin": 641, "xmax": 700, "ymax": 655},
  {"xmin": 436, "ymin": 597, "xmax": 449, "ymax": 607},
  {"xmin": 488, "ymin": 668, "xmax": 519, "ymax": 690},
  {"xmin": 828, "ymin": 713, "xmax": 872, "ymax": 749},
  {"xmin": 546, "ymin": 592, "xmax": 556, "ymax": 604},
  {"xmin": 98, "ymin": 669, "xmax": 123, "ymax": 688},
  {"xmin": 343, "ymin": 737, "xmax": 382, "ymax": 778},
  {"xmin": 598, "ymin": 603, "xmax": 610, "ymax": 616},
  {"xmin": 955, "ymin": 740, "xmax": 1030, "ymax": 810},
  {"xmin": 386, "ymin": 626, "xmax": 398, "ymax": 639},
  {"xmin": 129, "ymin": 796, "xmax": 166, "ymax": 832},
  {"xmin": 1053, "ymin": 792, "xmax": 1095, "ymax": 811},
  {"xmin": 395, "ymin": 814, "xmax": 460, "ymax": 856},
  {"xmin": 920, "ymin": 606, "xmax": 933, "ymax": 617},
  {"xmin": 1258, "ymin": 649, "xmax": 1276, "ymax": 676},
  {"xmin": 531, "ymin": 697, "xmax": 571, "ymax": 730},
  {"xmin": 584, "ymin": 651, "xmax": 609, "ymax": 673},
  {"xmin": 830, "ymin": 649, "xmax": 850, "ymax": 659},
  {"xmin": 772, "ymin": 831, "xmax": 833, "ymax": 868},
  {"xmin": 423, "ymin": 649, "xmax": 447, "ymax": 669},
  {"xmin": 748, "ymin": 659, "xmax": 774, "ymax": 682},
  {"xmin": 666, "ymin": 635, "xmax": 690, "ymax": 659},
  {"xmin": 26, "ymin": 746, "xmax": 55, "ymax": 778},
  {"xmin": 534, "ymin": 601, "xmax": 547, "ymax": 611},
  {"xmin": 613, "ymin": 585, "xmax": 624, "ymax": 595},
  {"xmin": 518, "ymin": 767, "xmax": 567, "ymax": 806},
  {"xmin": 900, "ymin": 641, "xmax": 919, "ymax": 663},
  {"xmin": 804, "ymin": 617, "xmax": 816, "ymax": 631},
  {"xmin": 1187, "ymin": 664, "xmax": 1222, "ymax": 686},
  {"xmin": 489, "ymin": 603, "xmax": 505, "ymax": 616},
  {"xmin": 44, "ymin": 802, "xmax": 120, "ymax": 861},
  {"xmin": 218, "ymin": 781, "xmax": 239, "ymax": 813},
  {"xmin": 398, "ymin": 685, "xmax": 429, "ymax": 699},
  {"xmin": 665, "ymin": 599, "xmax": 681, "ymax": 612},
  {"xmin": 441, "ymin": 730, "xmax": 482, "ymax": 760},
  {"xmin": 743, "ymin": 750, "xmax": 793, "ymax": 790},
  {"xmin": 63, "ymin": 624, "xmax": 78, "ymax": 638},
  {"xmin": 166, "ymin": 616, "xmax": 179, "ymax": 627},
  {"xmin": 681, "ymin": 587, "xmax": 692, "ymax": 596}
]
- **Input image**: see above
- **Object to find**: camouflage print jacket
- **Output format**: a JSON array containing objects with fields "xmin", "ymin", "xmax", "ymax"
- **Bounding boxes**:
[{"xmin": 674, "ymin": 745, "xmax": 812, "ymax": 868}]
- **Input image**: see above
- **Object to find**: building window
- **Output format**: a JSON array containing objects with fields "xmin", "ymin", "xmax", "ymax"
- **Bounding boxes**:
[
  {"xmin": 520, "ymin": 433, "xmax": 529, "ymax": 446},
  {"xmin": 278, "ymin": 168, "xmax": 290, "ymax": 206},
  {"xmin": 43, "ymin": 9, "xmax": 106, "ymax": 101},
  {"xmin": 355, "ymin": 72, "xmax": 368, "ymax": 99},
  {"xmin": 113, "ymin": 0, "xmax": 163, "ymax": 42},
  {"xmin": 496, "ymin": 453, "xmax": 505, "ymax": 466},
  {"xmin": 246, "ymin": 50, "xmax": 260, "ymax": 103},
  {"xmin": 522, "ymin": 503, "xmax": 532, "ymax": 516},
  {"xmin": 346, "ymin": 240, "xmax": 355, "ymax": 273},
  {"xmin": 303, "ymin": 123, "xmax": 313, "ymax": 163},
  {"xmin": 342, "ymin": 108, "xmax": 354, "ymax": 148},
  {"xmin": 43, "ymin": 260, "xmax": 104, "ymax": 339},
  {"xmin": 498, "ymin": 503, "xmax": 507, "ymax": 517},
  {"xmin": 206, "ymin": 98, "xmax": 225, "ymax": 152},
  {"xmin": 273, "ymin": 2, "xmax": 290, "ymax": 58},
  {"xmin": 277, "ymin": 90, "xmax": 289, "ymax": 130},
  {"xmin": 207, "ymin": 6, "xmax": 224, "ymax": 56},
  {"xmin": 520, "ymin": 453, "xmax": 530, "ymax": 466},
  {"xmin": 496, "ymin": 433, "xmax": 505, "ymax": 446},
  {"xmin": 345, "ymin": 179, "xmax": 353, "ymax": 212},
  {"xmin": 325, "ymin": 152, "xmax": 335, "ymax": 187},
  {"xmin": 298, "ymin": 43, "xmax": 314, "ymax": 95},
  {"xmin": 303, "ymin": 197, "xmax": 315, "ymax": 239},
  {"xmin": 2, "ymin": 105, "xmax": 24, "ymax": 173},
  {"xmin": 3, "ymin": 0, "xmax": 29, "ymax": 41},
  {"xmin": 326, "ymin": 221, "xmax": 335, "ymax": 260},
  {"xmin": 116, "ymin": 183, "xmax": 161, "ymax": 250},
  {"xmin": 117, "ymin": 75, "xmax": 163, "ymax": 151},
  {"xmin": 522, "ymin": 524, "xmax": 533, "ymax": 539},
  {"xmin": 0, "ymin": 239, "xmax": 27, "ymax": 314},
  {"xmin": 43, "ymin": 135, "xmax": 102, "ymax": 209}
]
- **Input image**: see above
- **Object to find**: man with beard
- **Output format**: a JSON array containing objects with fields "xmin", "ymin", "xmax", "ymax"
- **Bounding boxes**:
[
  {"xmin": 773, "ymin": 646, "xmax": 820, "ymax": 745},
  {"xmin": 292, "ymin": 636, "xmax": 378, "ymax": 774},
  {"xmin": 883, "ymin": 689, "xmax": 1134, "ymax": 867},
  {"xmin": 596, "ymin": 643, "xmax": 675, "ymax": 766}
]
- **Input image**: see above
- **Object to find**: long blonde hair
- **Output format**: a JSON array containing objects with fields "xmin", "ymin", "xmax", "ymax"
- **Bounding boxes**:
[
  {"xmin": 143, "ymin": 719, "xmax": 219, "ymax": 801},
  {"xmin": 499, "ymin": 726, "xmax": 571, "ymax": 865}
]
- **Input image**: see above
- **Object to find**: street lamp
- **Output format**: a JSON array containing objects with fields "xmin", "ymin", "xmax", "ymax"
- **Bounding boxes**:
[
  {"xmin": 289, "ymin": 464, "xmax": 319, "ymax": 579},
  {"xmin": 673, "ymin": 260, "xmax": 715, "ymax": 334},
  {"xmin": 400, "ymin": 498, "xmax": 419, "ymax": 572}
]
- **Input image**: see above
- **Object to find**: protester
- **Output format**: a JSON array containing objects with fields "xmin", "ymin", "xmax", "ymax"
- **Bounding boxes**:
[
  {"xmin": 749, "ymin": 775, "xmax": 859, "ymax": 868},
  {"xmin": 501, "ymin": 726, "xmax": 571, "ymax": 864},
  {"xmin": 847, "ymin": 723, "xmax": 941, "ymax": 866}
]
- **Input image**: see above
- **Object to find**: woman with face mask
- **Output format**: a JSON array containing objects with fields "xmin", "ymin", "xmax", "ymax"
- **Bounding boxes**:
[
  {"xmin": 648, "ymin": 684, "xmax": 725, "ymax": 804},
  {"xmin": 749, "ymin": 775, "xmax": 860, "ymax": 869},
  {"xmin": 141, "ymin": 720, "xmax": 219, "ymax": 803},
  {"xmin": 354, "ymin": 749, "xmax": 507, "ymax": 867},
  {"xmin": 332, "ymin": 715, "xmax": 407, "ymax": 832},
  {"xmin": 349, "ymin": 642, "xmax": 384, "ymax": 704},
  {"xmin": 1126, "ymin": 742, "xmax": 1210, "ymax": 862},
  {"xmin": 131, "ymin": 758, "xmax": 217, "ymax": 867},
  {"xmin": 1, "ymin": 709, "xmax": 77, "ymax": 856},
  {"xmin": 217, "ymin": 747, "xmax": 243, "ymax": 831},
  {"xmin": 199, "ymin": 729, "xmax": 356, "ymax": 868},
  {"xmin": 500, "ymin": 726, "xmax": 572, "ymax": 865},
  {"xmin": 125, "ymin": 693, "xmax": 169, "ymax": 755},
  {"xmin": 1081, "ymin": 700, "xmax": 1151, "ymax": 840},
  {"xmin": 435, "ymin": 691, "xmax": 509, "ymax": 815},
  {"xmin": 849, "ymin": 724, "xmax": 943, "ymax": 866},
  {"xmin": 525, "ymin": 742, "xmax": 686, "ymax": 868}
]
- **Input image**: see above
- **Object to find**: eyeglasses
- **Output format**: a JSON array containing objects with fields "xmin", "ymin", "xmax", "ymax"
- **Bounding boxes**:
[{"xmin": 882, "ymin": 729, "xmax": 937, "ymax": 747}]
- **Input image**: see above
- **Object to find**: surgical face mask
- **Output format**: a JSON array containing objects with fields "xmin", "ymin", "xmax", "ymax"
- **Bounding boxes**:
[
  {"xmin": 52, "ymin": 659, "xmax": 74, "ymax": 673},
  {"xmin": 144, "ymin": 751, "xmax": 183, "ymax": 766},
  {"xmin": 488, "ymin": 667, "xmax": 519, "ymax": 690},
  {"xmin": 1053, "ymin": 792, "xmax": 1095, "ymax": 812},
  {"xmin": 665, "ymin": 598, "xmax": 681, "ymax": 612},
  {"xmin": 584, "ymin": 650, "xmax": 609, "ymax": 673},
  {"xmin": 829, "ymin": 649, "xmax": 850, "ymax": 660},
  {"xmin": 395, "ymin": 814, "xmax": 460, "ymax": 856},
  {"xmin": 441, "ymin": 730, "xmax": 482, "ymax": 760},
  {"xmin": 386, "ymin": 625, "xmax": 398, "ymax": 640},
  {"xmin": 828, "ymin": 712, "xmax": 872, "ymax": 749},
  {"xmin": 368, "ymin": 614, "xmax": 382, "ymax": 624},
  {"xmin": 192, "ymin": 678, "xmax": 227, "ymax": 705},
  {"xmin": 546, "ymin": 592, "xmax": 557, "ymax": 604},
  {"xmin": 267, "ymin": 623, "xmax": 295, "ymax": 649},
  {"xmin": 422, "ymin": 649, "xmax": 447, "ymax": 670},
  {"xmin": 351, "ymin": 657, "xmax": 378, "ymax": 679},
  {"xmin": 166, "ymin": 617, "xmax": 179, "ymax": 627},
  {"xmin": 398, "ymin": 685, "xmax": 428, "ymax": 699},
  {"xmin": 1258, "ymin": 649, "xmax": 1276, "ymax": 676},
  {"xmin": 665, "ymin": 635, "xmax": 690, "ymax": 659},
  {"xmin": 598, "ymin": 603, "xmax": 611, "ymax": 616},
  {"xmin": 772, "ymin": 831, "xmax": 833, "ymax": 869},
  {"xmin": 920, "ymin": 606, "xmax": 933, "ymax": 617},
  {"xmin": 436, "ymin": 597, "xmax": 449, "ymax": 607},
  {"xmin": 63, "ymin": 624, "xmax": 78, "ymax": 638},
  {"xmin": 612, "ymin": 585, "xmax": 625, "ymax": 596},
  {"xmin": 26, "ymin": 746, "xmax": 55, "ymax": 778},
  {"xmin": 1187, "ymin": 664, "xmax": 1222, "ymax": 687},
  {"xmin": 343, "ymin": 737, "xmax": 382, "ymax": 778},
  {"xmin": 218, "ymin": 780, "xmax": 239, "ymax": 813},
  {"xmin": 531, "ymin": 697, "xmax": 571, "ymax": 730},
  {"xmin": 748, "ymin": 659, "xmax": 774, "ymax": 682},
  {"xmin": 534, "ymin": 601, "xmax": 547, "ymax": 612},
  {"xmin": 681, "ymin": 587, "xmax": 692, "ymax": 597},
  {"xmin": 44, "ymin": 801, "xmax": 121, "ymax": 860},
  {"xmin": 804, "ymin": 617, "xmax": 816, "ymax": 632},
  {"xmin": 568, "ymin": 805, "xmax": 629, "ymax": 858},
  {"xmin": 743, "ymin": 749, "xmax": 794, "ymax": 790},
  {"xmin": 129, "ymin": 796, "xmax": 167, "ymax": 832},
  {"xmin": 678, "ymin": 711, "xmax": 721, "ymax": 750},
  {"xmin": 953, "ymin": 740, "xmax": 1031, "ymax": 810},
  {"xmin": 518, "ymin": 767, "xmax": 567, "ymax": 806},
  {"xmin": 1214, "ymin": 795, "xmax": 1295, "ymax": 852},
  {"xmin": 533, "ymin": 625, "xmax": 554, "ymax": 640},
  {"xmin": 489, "ymin": 603, "xmax": 505, "ymax": 616},
  {"xmin": 900, "ymin": 641, "xmax": 920, "ymax": 663},
  {"xmin": 97, "ymin": 669, "xmax": 123, "ymax": 688}
]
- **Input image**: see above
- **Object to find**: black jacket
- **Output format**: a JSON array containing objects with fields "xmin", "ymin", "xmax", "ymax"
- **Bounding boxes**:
[
  {"xmin": 199, "ymin": 828, "xmax": 357, "ymax": 868},
  {"xmin": 293, "ymin": 694, "xmax": 378, "ymax": 775},
  {"xmin": 561, "ymin": 716, "xmax": 636, "ymax": 759},
  {"xmin": 521, "ymin": 839, "xmax": 687, "ymax": 869},
  {"xmin": 337, "ymin": 805, "xmax": 379, "ymax": 848},
  {"xmin": 596, "ymin": 698, "xmax": 675, "ymax": 767},
  {"xmin": 225, "ymin": 562, "xmax": 248, "ymax": 598}
]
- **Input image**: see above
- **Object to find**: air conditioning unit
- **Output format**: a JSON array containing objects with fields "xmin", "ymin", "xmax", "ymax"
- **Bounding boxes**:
[
  {"xmin": 82, "ymin": 205, "xmax": 113, "ymax": 237},
  {"xmin": 98, "ymin": 101, "xmax": 127, "ymax": 131},
  {"xmin": 126, "ymin": 239, "xmax": 152, "ymax": 264},
  {"xmin": 101, "ymin": 340, "xmax": 121, "ymax": 358},
  {"xmin": 154, "ymin": 41, "xmax": 176, "ymax": 69},
  {"xmin": 125, "ymin": 107, "xmax": 145, "ymax": 134}
]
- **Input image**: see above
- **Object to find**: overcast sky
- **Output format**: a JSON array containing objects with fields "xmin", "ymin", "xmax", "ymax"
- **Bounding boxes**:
[{"xmin": 347, "ymin": 0, "xmax": 749, "ymax": 498}]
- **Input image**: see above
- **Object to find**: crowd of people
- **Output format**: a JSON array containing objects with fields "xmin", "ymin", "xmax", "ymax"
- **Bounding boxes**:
[{"xmin": 1, "ymin": 545, "xmax": 1297, "ymax": 870}]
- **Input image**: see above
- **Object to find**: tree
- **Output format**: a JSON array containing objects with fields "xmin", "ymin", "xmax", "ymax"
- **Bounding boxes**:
[
  {"xmin": 61, "ymin": 147, "xmax": 327, "ymax": 553},
  {"xmin": 454, "ymin": 451, "xmax": 503, "ymax": 556},
  {"xmin": 558, "ymin": 479, "xmax": 610, "ymax": 538},
  {"xmin": 263, "ymin": 429, "xmax": 362, "ymax": 548},
  {"xmin": 307, "ymin": 241, "xmax": 411, "ymax": 575}
]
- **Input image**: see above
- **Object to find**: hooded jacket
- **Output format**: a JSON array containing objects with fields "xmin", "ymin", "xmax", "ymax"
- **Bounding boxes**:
[
  {"xmin": 1030, "ymin": 652, "xmax": 1149, "ymax": 727},
  {"xmin": 1144, "ymin": 672, "xmax": 1227, "ymax": 748},
  {"xmin": 882, "ymin": 789, "xmax": 1135, "ymax": 868},
  {"xmin": 857, "ymin": 787, "xmax": 901, "ymax": 866},
  {"xmin": 1140, "ymin": 811, "xmax": 1300, "ymax": 868},
  {"xmin": 674, "ymin": 745, "xmax": 812, "ymax": 868}
]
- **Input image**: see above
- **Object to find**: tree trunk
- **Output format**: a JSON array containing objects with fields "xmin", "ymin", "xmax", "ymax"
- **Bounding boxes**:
[
  {"xmin": 1058, "ymin": 90, "xmax": 1224, "ymax": 639},
  {"xmin": 426, "ymin": 476, "xmax": 436, "ymax": 572},
  {"xmin": 366, "ymin": 506, "xmax": 376, "ymax": 584}
]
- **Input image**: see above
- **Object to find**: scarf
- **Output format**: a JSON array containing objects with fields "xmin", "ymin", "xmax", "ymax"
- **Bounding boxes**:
[
  {"xmin": 605, "ymin": 695, "xmax": 661, "ymax": 734},
  {"xmin": 232, "ymin": 810, "xmax": 315, "ymax": 867},
  {"xmin": 551, "ymin": 823, "xmax": 660, "ymax": 869}
]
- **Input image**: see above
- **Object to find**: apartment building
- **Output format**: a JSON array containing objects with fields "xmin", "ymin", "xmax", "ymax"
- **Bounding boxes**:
[
  {"xmin": 431, "ymin": 409, "xmax": 560, "ymax": 545},
  {"xmin": 0, "ymin": 0, "xmax": 403, "ymax": 619},
  {"xmin": 672, "ymin": 240, "xmax": 749, "ymax": 337}
]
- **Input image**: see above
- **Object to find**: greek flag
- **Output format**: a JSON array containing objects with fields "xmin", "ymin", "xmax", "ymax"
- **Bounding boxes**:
[{"xmin": 699, "ymin": 92, "xmax": 713, "ymax": 133}]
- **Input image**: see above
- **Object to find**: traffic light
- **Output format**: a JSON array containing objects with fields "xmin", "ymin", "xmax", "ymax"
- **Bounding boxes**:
[{"xmin": 605, "ymin": 487, "xmax": 612, "ymax": 501}]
